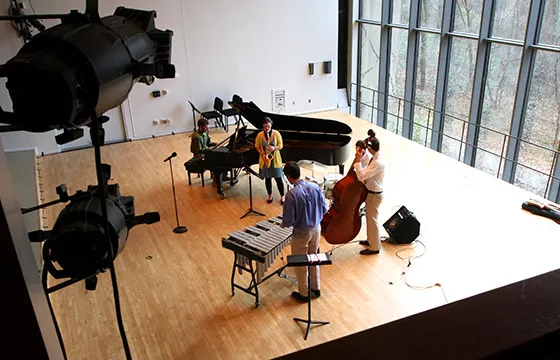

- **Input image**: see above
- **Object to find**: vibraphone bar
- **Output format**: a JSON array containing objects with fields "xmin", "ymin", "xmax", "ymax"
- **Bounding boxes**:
[{"xmin": 222, "ymin": 216, "xmax": 293, "ymax": 307}]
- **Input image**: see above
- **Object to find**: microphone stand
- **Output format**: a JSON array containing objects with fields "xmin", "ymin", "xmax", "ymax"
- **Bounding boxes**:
[{"xmin": 165, "ymin": 153, "xmax": 188, "ymax": 233}]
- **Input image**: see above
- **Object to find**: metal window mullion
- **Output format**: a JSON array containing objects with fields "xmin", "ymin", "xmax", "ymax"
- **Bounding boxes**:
[
  {"xmin": 448, "ymin": 31, "xmax": 479, "ymax": 40},
  {"xmin": 430, "ymin": 0, "xmax": 455, "ymax": 151},
  {"xmin": 356, "ymin": 19, "xmax": 383, "ymax": 26},
  {"xmin": 402, "ymin": 0, "xmax": 421, "ymax": 139},
  {"xmin": 376, "ymin": 0, "xmax": 392, "ymax": 128},
  {"xmin": 533, "ymin": 44, "xmax": 560, "ymax": 53},
  {"xmin": 486, "ymin": 37, "xmax": 524, "ymax": 46},
  {"xmin": 464, "ymin": 0, "xmax": 495, "ymax": 166},
  {"xmin": 502, "ymin": 0, "xmax": 544, "ymax": 183},
  {"xmin": 549, "ymin": 161, "xmax": 560, "ymax": 202}
]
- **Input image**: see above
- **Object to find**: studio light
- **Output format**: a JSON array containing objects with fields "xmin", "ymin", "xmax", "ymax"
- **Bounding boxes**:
[
  {"xmin": 1, "ymin": 2, "xmax": 175, "ymax": 357},
  {"xmin": 42, "ymin": 170, "xmax": 159, "ymax": 281},
  {"xmin": 0, "ymin": 1, "xmax": 175, "ymax": 136}
]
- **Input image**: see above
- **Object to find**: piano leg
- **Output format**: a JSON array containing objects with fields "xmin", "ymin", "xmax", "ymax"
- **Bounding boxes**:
[{"xmin": 339, "ymin": 164, "xmax": 344, "ymax": 175}]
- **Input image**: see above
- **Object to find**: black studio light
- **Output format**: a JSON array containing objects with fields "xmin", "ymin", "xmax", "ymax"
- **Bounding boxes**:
[
  {"xmin": 39, "ymin": 166, "xmax": 159, "ymax": 281},
  {"xmin": 1, "ymin": 2, "xmax": 175, "ymax": 358},
  {"xmin": 0, "ymin": 0, "xmax": 175, "ymax": 138},
  {"xmin": 6, "ymin": 0, "xmax": 173, "ymax": 282}
]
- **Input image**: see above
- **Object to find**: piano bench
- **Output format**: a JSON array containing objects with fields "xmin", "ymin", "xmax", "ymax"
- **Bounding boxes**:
[{"xmin": 184, "ymin": 159, "xmax": 208, "ymax": 186}]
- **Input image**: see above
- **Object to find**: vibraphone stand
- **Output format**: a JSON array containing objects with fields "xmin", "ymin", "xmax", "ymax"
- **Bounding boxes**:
[
  {"xmin": 231, "ymin": 258, "xmax": 288, "ymax": 307},
  {"xmin": 240, "ymin": 166, "xmax": 265, "ymax": 219},
  {"xmin": 288, "ymin": 253, "xmax": 332, "ymax": 340}
]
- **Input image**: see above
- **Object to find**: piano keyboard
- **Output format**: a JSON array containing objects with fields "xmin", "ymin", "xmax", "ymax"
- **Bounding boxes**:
[{"xmin": 222, "ymin": 216, "xmax": 292, "ymax": 282}]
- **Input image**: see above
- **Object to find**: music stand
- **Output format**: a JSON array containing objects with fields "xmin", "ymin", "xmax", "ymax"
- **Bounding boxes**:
[
  {"xmin": 287, "ymin": 253, "xmax": 332, "ymax": 340},
  {"xmin": 240, "ymin": 166, "xmax": 265, "ymax": 219}
]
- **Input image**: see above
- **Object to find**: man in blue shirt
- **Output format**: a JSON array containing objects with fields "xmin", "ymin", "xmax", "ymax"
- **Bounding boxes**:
[{"xmin": 281, "ymin": 161, "xmax": 327, "ymax": 302}]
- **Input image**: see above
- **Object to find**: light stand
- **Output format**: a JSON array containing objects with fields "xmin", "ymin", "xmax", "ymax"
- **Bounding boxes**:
[
  {"xmin": 164, "ymin": 152, "xmax": 187, "ymax": 233},
  {"xmin": 240, "ymin": 166, "xmax": 265, "ymax": 219},
  {"xmin": 90, "ymin": 114, "xmax": 132, "ymax": 360}
]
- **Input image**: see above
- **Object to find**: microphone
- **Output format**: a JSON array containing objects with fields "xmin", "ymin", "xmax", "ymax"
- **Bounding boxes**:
[{"xmin": 164, "ymin": 152, "xmax": 177, "ymax": 162}]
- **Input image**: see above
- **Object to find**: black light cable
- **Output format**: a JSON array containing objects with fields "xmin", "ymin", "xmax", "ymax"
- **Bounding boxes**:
[{"xmin": 42, "ymin": 265, "xmax": 67, "ymax": 360}]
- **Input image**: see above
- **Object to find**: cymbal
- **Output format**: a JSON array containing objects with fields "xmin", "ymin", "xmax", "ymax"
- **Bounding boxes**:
[{"xmin": 297, "ymin": 160, "xmax": 329, "ymax": 172}]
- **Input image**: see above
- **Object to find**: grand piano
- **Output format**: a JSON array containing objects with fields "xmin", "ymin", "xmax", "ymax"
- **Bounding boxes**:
[{"xmin": 195, "ymin": 101, "xmax": 353, "ymax": 197}]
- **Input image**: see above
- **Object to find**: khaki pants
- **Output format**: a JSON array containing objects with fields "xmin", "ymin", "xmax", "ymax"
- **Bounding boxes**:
[
  {"xmin": 365, "ymin": 193, "xmax": 384, "ymax": 251},
  {"xmin": 291, "ymin": 224, "xmax": 321, "ymax": 297}
]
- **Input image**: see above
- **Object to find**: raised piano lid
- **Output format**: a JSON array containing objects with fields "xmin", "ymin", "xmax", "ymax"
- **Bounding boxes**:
[{"xmin": 231, "ymin": 101, "xmax": 352, "ymax": 135}]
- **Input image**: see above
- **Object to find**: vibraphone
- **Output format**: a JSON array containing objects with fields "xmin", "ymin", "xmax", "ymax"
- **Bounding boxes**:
[{"xmin": 222, "ymin": 216, "xmax": 293, "ymax": 307}]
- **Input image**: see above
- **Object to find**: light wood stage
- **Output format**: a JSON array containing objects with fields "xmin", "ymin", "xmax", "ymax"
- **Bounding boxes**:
[{"xmin": 40, "ymin": 110, "xmax": 560, "ymax": 359}]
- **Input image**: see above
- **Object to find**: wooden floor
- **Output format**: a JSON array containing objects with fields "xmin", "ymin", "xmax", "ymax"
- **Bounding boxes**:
[{"xmin": 40, "ymin": 110, "xmax": 560, "ymax": 360}]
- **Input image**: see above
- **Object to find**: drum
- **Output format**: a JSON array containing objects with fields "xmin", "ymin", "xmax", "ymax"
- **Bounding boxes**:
[{"xmin": 323, "ymin": 173, "xmax": 343, "ymax": 199}]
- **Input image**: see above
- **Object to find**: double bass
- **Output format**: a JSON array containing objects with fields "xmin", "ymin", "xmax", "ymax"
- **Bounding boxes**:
[{"xmin": 321, "ymin": 166, "xmax": 368, "ymax": 244}]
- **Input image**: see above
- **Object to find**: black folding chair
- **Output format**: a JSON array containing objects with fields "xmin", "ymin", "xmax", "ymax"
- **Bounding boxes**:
[
  {"xmin": 188, "ymin": 99, "xmax": 225, "ymax": 131},
  {"xmin": 230, "ymin": 94, "xmax": 245, "ymax": 127},
  {"xmin": 211, "ymin": 97, "xmax": 229, "ymax": 132},
  {"xmin": 217, "ymin": 96, "xmax": 239, "ymax": 130}
]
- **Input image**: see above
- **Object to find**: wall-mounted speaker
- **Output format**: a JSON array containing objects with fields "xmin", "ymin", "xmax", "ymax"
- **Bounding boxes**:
[
  {"xmin": 382, "ymin": 206, "xmax": 420, "ymax": 244},
  {"xmin": 308, "ymin": 63, "xmax": 315, "ymax": 75},
  {"xmin": 323, "ymin": 60, "xmax": 332, "ymax": 74}
]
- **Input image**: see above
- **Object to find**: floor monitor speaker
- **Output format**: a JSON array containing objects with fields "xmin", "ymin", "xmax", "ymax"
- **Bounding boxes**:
[{"xmin": 382, "ymin": 206, "xmax": 420, "ymax": 244}]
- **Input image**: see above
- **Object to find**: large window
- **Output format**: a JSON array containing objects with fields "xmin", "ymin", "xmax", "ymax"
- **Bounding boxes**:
[
  {"xmin": 540, "ymin": 0, "xmax": 560, "ymax": 46},
  {"xmin": 454, "ymin": 0, "xmax": 483, "ymax": 34},
  {"xmin": 420, "ymin": 0, "xmax": 444, "ymax": 29},
  {"xmin": 475, "ymin": 44, "xmax": 522, "ymax": 177},
  {"xmin": 387, "ymin": 29, "xmax": 408, "ymax": 134},
  {"xmin": 442, "ymin": 38, "xmax": 477, "ymax": 160},
  {"xmin": 392, "ymin": 0, "xmax": 410, "ymax": 25},
  {"xmin": 413, "ymin": 33, "xmax": 440, "ymax": 146},
  {"xmin": 516, "ymin": 51, "xmax": 560, "ymax": 195},
  {"xmin": 491, "ymin": 0, "xmax": 530, "ymax": 41},
  {"xmin": 355, "ymin": 0, "xmax": 560, "ymax": 202},
  {"xmin": 361, "ymin": 0, "xmax": 382, "ymax": 22},
  {"xmin": 359, "ymin": 25, "xmax": 381, "ymax": 123}
]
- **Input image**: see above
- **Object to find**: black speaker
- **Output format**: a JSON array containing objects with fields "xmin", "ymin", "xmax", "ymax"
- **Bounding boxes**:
[
  {"xmin": 383, "ymin": 206, "xmax": 420, "ymax": 244},
  {"xmin": 323, "ymin": 60, "xmax": 332, "ymax": 74}
]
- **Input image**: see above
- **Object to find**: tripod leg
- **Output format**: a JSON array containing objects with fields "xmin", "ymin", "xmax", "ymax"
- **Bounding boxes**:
[
  {"xmin": 231, "ymin": 254, "xmax": 237, "ymax": 295},
  {"xmin": 240, "ymin": 172, "xmax": 265, "ymax": 218}
]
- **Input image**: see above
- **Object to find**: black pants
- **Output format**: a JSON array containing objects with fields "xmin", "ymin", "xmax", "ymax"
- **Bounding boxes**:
[{"xmin": 265, "ymin": 177, "xmax": 285, "ymax": 196}]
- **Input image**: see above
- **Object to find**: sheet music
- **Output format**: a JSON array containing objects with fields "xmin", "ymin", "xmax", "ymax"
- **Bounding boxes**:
[{"xmin": 306, "ymin": 253, "xmax": 328, "ymax": 263}]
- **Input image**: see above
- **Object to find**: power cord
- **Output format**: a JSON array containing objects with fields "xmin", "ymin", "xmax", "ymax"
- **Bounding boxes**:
[{"xmin": 394, "ymin": 237, "xmax": 448, "ymax": 304}]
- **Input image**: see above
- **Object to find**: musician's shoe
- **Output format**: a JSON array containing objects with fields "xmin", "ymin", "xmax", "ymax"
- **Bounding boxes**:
[
  {"xmin": 291, "ymin": 291, "xmax": 309, "ymax": 303},
  {"xmin": 280, "ymin": 196, "xmax": 285, "ymax": 205},
  {"xmin": 360, "ymin": 249, "xmax": 380, "ymax": 255},
  {"xmin": 267, "ymin": 196, "xmax": 273, "ymax": 204},
  {"xmin": 310, "ymin": 289, "xmax": 321, "ymax": 299},
  {"xmin": 359, "ymin": 240, "xmax": 370, "ymax": 246}
]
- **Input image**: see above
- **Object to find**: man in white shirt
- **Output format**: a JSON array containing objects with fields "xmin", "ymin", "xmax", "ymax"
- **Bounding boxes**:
[{"xmin": 353, "ymin": 137, "xmax": 385, "ymax": 255}]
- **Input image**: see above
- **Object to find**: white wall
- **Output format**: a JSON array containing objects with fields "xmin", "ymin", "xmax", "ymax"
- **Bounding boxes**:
[
  {"xmin": 0, "ymin": 0, "xmax": 338, "ymax": 152},
  {"xmin": 5, "ymin": 150, "xmax": 42, "ymax": 270}
]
